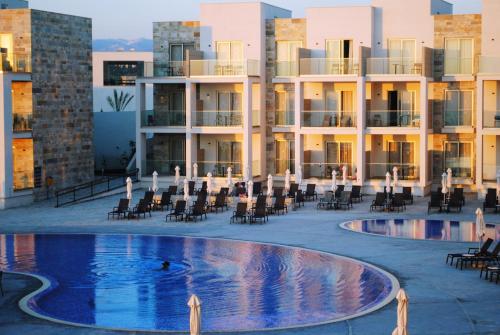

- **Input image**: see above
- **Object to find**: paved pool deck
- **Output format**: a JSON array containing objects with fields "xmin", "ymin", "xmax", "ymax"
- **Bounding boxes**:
[{"xmin": 0, "ymin": 191, "xmax": 499, "ymax": 335}]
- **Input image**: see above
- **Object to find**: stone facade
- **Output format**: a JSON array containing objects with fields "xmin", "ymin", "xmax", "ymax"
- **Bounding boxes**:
[
  {"xmin": 153, "ymin": 21, "xmax": 200, "ymax": 76},
  {"xmin": 29, "ymin": 10, "xmax": 94, "ymax": 199}
]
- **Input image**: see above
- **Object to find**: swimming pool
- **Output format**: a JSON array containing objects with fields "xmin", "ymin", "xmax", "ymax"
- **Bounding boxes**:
[
  {"xmin": 341, "ymin": 219, "xmax": 500, "ymax": 242},
  {"xmin": 0, "ymin": 234, "xmax": 397, "ymax": 332}
]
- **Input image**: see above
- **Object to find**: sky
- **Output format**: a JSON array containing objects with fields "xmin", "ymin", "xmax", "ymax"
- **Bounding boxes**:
[{"xmin": 29, "ymin": 0, "xmax": 483, "ymax": 40}]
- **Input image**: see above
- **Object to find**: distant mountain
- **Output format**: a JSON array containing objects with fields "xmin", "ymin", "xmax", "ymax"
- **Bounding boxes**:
[{"xmin": 92, "ymin": 39, "xmax": 153, "ymax": 52}]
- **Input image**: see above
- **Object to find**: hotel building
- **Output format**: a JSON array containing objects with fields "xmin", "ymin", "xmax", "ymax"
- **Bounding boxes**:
[{"xmin": 135, "ymin": 0, "xmax": 500, "ymax": 196}]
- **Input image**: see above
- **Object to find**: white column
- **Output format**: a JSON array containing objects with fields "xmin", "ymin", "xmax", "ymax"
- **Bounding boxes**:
[
  {"xmin": 243, "ymin": 79, "xmax": 253, "ymax": 179},
  {"xmin": 419, "ymin": 77, "xmax": 429, "ymax": 195},
  {"xmin": 294, "ymin": 79, "xmax": 303, "ymax": 175},
  {"xmin": 186, "ymin": 82, "xmax": 195, "ymax": 179},
  {"xmin": 135, "ymin": 82, "xmax": 146, "ymax": 178},
  {"xmin": 186, "ymin": 133, "xmax": 193, "ymax": 179},
  {"xmin": 356, "ymin": 77, "xmax": 366, "ymax": 186},
  {"xmin": 476, "ymin": 78, "xmax": 484, "ymax": 194},
  {"xmin": 0, "ymin": 75, "xmax": 13, "ymax": 203}
]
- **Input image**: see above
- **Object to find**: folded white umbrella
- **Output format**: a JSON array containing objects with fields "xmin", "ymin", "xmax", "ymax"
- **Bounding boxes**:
[
  {"xmin": 227, "ymin": 167, "xmax": 232, "ymax": 187},
  {"xmin": 391, "ymin": 289, "xmax": 409, "ymax": 335},
  {"xmin": 207, "ymin": 172, "xmax": 213, "ymax": 196},
  {"xmin": 267, "ymin": 174, "xmax": 273, "ymax": 197},
  {"xmin": 193, "ymin": 163, "xmax": 198, "ymax": 180},
  {"xmin": 296, "ymin": 165, "xmax": 302, "ymax": 187},
  {"xmin": 441, "ymin": 172, "xmax": 448, "ymax": 195},
  {"xmin": 342, "ymin": 165, "xmax": 348, "ymax": 186},
  {"xmin": 385, "ymin": 172, "xmax": 391, "ymax": 194},
  {"xmin": 331, "ymin": 170, "xmax": 337, "ymax": 192},
  {"xmin": 188, "ymin": 295, "xmax": 201, "ymax": 335},
  {"xmin": 284, "ymin": 169, "xmax": 291, "ymax": 192},
  {"xmin": 152, "ymin": 171, "xmax": 159, "ymax": 193},
  {"xmin": 447, "ymin": 168, "xmax": 452, "ymax": 190},
  {"xmin": 496, "ymin": 170, "xmax": 500, "ymax": 198},
  {"xmin": 476, "ymin": 208, "xmax": 486, "ymax": 249},
  {"xmin": 175, "ymin": 166, "xmax": 181, "ymax": 186},
  {"xmin": 247, "ymin": 180, "xmax": 254, "ymax": 206},
  {"xmin": 393, "ymin": 166, "xmax": 399, "ymax": 190},
  {"xmin": 183, "ymin": 178, "xmax": 189, "ymax": 202},
  {"xmin": 126, "ymin": 177, "xmax": 133, "ymax": 202},
  {"xmin": 244, "ymin": 165, "xmax": 250, "ymax": 182}
]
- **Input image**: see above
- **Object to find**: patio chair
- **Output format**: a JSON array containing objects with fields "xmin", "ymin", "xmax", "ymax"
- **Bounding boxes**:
[
  {"xmin": 167, "ymin": 185, "xmax": 177, "ymax": 195},
  {"xmin": 250, "ymin": 201, "xmax": 268, "ymax": 224},
  {"xmin": 453, "ymin": 187, "xmax": 465, "ymax": 206},
  {"xmin": 287, "ymin": 183, "xmax": 299, "ymax": 198},
  {"xmin": 446, "ymin": 194, "xmax": 462, "ymax": 213},
  {"xmin": 317, "ymin": 191, "xmax": 334, "ymax": 210},
  {"xmin": 389, "ymin": 193, "xmax": 406, "ymax": 212},
  {"xmin": 196, "ymin": 181, "xmax": 207, "ymax": 195},
  {"xmin": 0, "ymin": 271, "xmax": 3, "ymax": 296},
  {"xmin": 209, "ymin": 193, "xmax": 228, "ymax": 213},
  {"xmin": 108, "ymin": 198, "xmax": 129, "ymax": 220},
  {"xmin": 486, "ymin": 188, "xmax": 497, "ymax": 199},
  {"xmin": 304, "ymin": 184, "xmax": 317, "ymax": 201},
  {"xmin": 166, "ymin": 200, "xmax": 186, "ymax": 222},
  {"xmin": 230, "ymin": 202, "xmax": 248, "ymax": 224},
  {"xmin": 219, "ymin": 187, "xmax": 229, "ymax": 196},
  {"xmin": 351, "ymin": 185, "xmax": 363, "ymax": 203},
  {"xmin": 456, "ymin": 242, "xmax": 500, "ymax": 270},
  {"xmin": 428, "ymin": 192, "xmax": 443, "ymax": 214},
  {"xmin": 127, "ymin": 199, "xmax": 151, "ymax": 219},
  {"xmin": 383, "ymin": 187, "xmax": 393, "ymax": 200},
  {"xmin": 370, "ymin": 192, "xmax": 386, "ymax": 212},
  {"xmin": 479, "ymin": 259, "xmax": 500, "ymax": 280},
  {"xmin": 144, "ymin": 191, "xmax": 155, "ymax": 208},
  {"xmin": 154, "ymin": 192, "xmax": 172, "ymax": 211},
  {"xmin": 483, "ymin": 193, "xmax": 498, "ymax": 213},
  {"xmin": 334, "ymin": 185, "xmax": 344, "ymax": 199},
  {"xmin": 402, "ymin": 187, "xmax": 413, "ymax": 205},
  {"xmin": 295, "ymin": 190, "xmax": 305, "ymax": 208},
  {"xmin": 252, "ymin": 182, "xmax": 262, "ymax": 196},
  {"xmin": 270, "ymin": 195, "xmax": 287, "ymax": 215},
  {"xmin": 185, "ymin": 201, "xmax": 207, "ymax": 222},
  {"xmin": 273, "ymin": 187, "xmax": 284, "ymax": 198},
  {"xmin": 188, "ymin": 181, "xmax": 196, "ymax": 196},
  {"xmin": 193, "ymin": 190, "xmax": 208, "ymax": 207},
  {"xmin": 446, "ymin": 238, "xmax": 493, "ymax": 265},
  {"xmin": 336, "ymin": 191, "xmax": 353, "ymax": 210}
]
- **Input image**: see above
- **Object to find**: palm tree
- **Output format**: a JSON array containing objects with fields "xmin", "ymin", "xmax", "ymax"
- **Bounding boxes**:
[{"xmin": 107, "ymin": 89, "xmax": 134, "ymax": 112}]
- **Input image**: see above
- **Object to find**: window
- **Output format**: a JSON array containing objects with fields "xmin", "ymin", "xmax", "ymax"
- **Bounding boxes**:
[
  {"xmin": 217, "ymin": 141, "xmax": 242, "ymax": 175},
  {"xmin": 276, "ymin": 40, "xmax": 302, "ymax": 76},
  {"xmin": 275, "ymin": 89, "xmax": 294, "ymax": 126},
  {"xmin": 444, "ymin": 90, "xmax": 473, "ymax": 127},
  {"xmin": 444, "ymin": 141, "xmax": 472, "ymax": 178},
  {"xmin": 325, "ymin": 40, "xmax": 354, "ymax": 75},
  {"xmin": 386, "ymin": 90, "xmax": 417, "ymax": 127},
  {"xmin": 12, "ymin": 138, "xmax": 34, "ymax": 191},
  {"xmin": 388, "ymin": 142, "xmax": 416, "ymax": 179},
  {"xmin": 445, "ymin": 38, "xmax": 473, "ymax": 75},
  {"xmin": 275, "ymin": 139, "xmax": 295, "ymax": 175},
  {"xmin": 216, "ymin": 41, "xmax": 243, "ymax": 62},
  {"xmin": 169, "ymin": 43, "xmax": 195, "ymax": 62},
  {"xmin": 103, "ymin": 61, "xmax": 144, "ymax": 86},
  {"xmin": 325, "ymin": 142, "xmax": 353, "ymax": 176},
  {"xmin": 388, "ymin": 39, "xmax": 416, "ymax": 74}
]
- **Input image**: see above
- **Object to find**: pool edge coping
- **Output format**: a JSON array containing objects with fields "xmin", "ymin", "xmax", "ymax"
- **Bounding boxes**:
[{"xmin": 7, "ymin": 233, "xmax": 400, "ymax": 334}]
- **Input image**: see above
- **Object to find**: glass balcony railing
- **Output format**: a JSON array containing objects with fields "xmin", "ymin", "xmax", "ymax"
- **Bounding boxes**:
[
  {"xmin": 275, "ymin": 110, "xmax": 294, "ymax": 127},
  {"xmin": 303, "ymin": 163, "xmax": 356, "ymax": 180},
  {"xmin": 197, "ymin": 161, "xmax": 242, "ymax": 177},
  {"xmin": 190, "ymin": 59, "xmax": 259, "ymax": 77},
  {"xmin": 367, "ymin": 110, "xmax": 420, "ymax": 127},
  {"xmin": 479, "ymin": 57, "xmax": 500, "ymax": 74},
  {"xmin": 444, "ymin": 57, "xmax": 473, "ymax": 75},
  {"xmin": 141, "ymin": 110, "xmax": 185, "ymax": 127},
  {"xmin": 483, "ymin": 110, "xmax": 500, "ymax": 128},
  {"xmin": 366, "ymin": 58, "xmax": 422, "ymax": 75},
  {"xmin": 443, "ymin": 110, "xmax": 472, "ymax": 127},
  {"xmin": 1, "ymin": 53, "xmax": 31, "ymax": 73},
  {"xmin": 275, "ymin": 61, "xmax": 298, "ymax": 77},
  {"xmin": 151, "ymin": 61, "xmax": 187, "ymax": 77},
  {"xmin": 275, "ymin": 159, "xmax": 295, "ymax": 176},
  {"xmin": 366, "ymin": 163, "xmax": 419, "ymax": 180},
  {"xmin": 445, "ymin": 162, "xmax": 473, "ymax": 179},
  {"xmin": 13, "ymin": 113, "xmax": 33, "ymax": 132},
  {"xmin": 142, "ymin": 159, "xmax": 186, "ymax": 177},
  {"xmin": 193, "ymin": 111, "xmax": 242, "ymax": 127},
  {"xmin": 300, "ymin": 58, "xmax": 359, "ymax": 76},
  {"xmin": 303, "ymin": 111, "xmax": 356, "ymax": 127}
]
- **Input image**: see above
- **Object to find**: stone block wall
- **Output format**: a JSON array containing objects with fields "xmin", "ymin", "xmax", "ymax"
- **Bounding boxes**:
[
  {"xmin": 153, "ymin": 21, "xmax": 200, "ymax": 76},
  {"xmin": 30, "ymin": 10, "xmax": 94, "ymax": 199},
  {"xmin": 265, "ymin": 18, "xmax": 306, "ymax": 175}
]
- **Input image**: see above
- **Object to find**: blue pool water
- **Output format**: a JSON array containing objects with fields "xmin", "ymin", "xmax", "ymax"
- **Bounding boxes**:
[
  {"xmin": 342, "ymin": 219, "xmax": 500, "ymax": 242},
  {"xmin": 0, "ymin": 234, "xmax": 396, "ymax": 332}
]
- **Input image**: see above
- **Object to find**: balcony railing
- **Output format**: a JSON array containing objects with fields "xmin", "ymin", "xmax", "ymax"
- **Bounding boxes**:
[
  {"xmin": 443, "ymin": 109, "xmax": 472, "ymax": 127},
  {"xmin": 300, "ymin": 58, "xmax": 359, "ymax": 76},
  {"xmin": 366, "ymin": 58, "xmax": 422, "ymax": 75},
  {"xmin": 479, "ymin": 57, "xmax": 500, "ymax": 74},
  {"xmin": 13, "ymin": 113, "xmax": 33, "ymax": 132},
  {"xmin": 190, "ymin": 59, "xmax": 259, "ymax": 77},
  {"xmin": 142, "ymin": 160, "xmax": 186, "ymax": 177},
  {"xmin": 152, "ymin": 61, "xmax": 187, "ymax": 77},
  {"xmin": 141, "ymin": 110, "xmax": 185, "ymax": 127},
  {"xmin": 197, "ymin": 161, "xmax": 242, "ymax": 177},
  {"xmin": 445, "ymin": 162, "xmax": 473, "ymax": 179},
  {"xmin": 367, "ymin": 110, "xmax": 420, "ymax": 127},
  {"xmin": 303, "ymin": 163, "xmax": 356, "ymax": 180},
  {"xmin": 275, "ymin": 61, "xmax": 298, "ymax": 77},
  {"xmin": 193, "ymin": 111, "xmax": 242, "ymax": 127},
  {"xmin": 275, "ymin": 159, "xmax": 295, "ymax": 176},
  {"xmin": 303, "ymin": 111, "xmax": 356, "ymax": 127},
  {"xmin": 366, "ymin": 163, "xmax": 419, "ymax": 180},
  {"xmin": 483, "ymin": 110, "xmax": 500, "ymax": 128},
  {"xmin": 1, "ymin": 53, "xmax": 31, "ymax": 73},
  {"xmin": 444, "ymin": 57, "xmax": 473, "ymax": 75},
  {"xmin": 275, "ymin": 110, "xmax": 295, "ymax": 126}
]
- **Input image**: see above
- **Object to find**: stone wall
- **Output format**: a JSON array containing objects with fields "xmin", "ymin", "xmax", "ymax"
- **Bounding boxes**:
[
  {"xmin": 153, "ymin": 21, "xmax": 200, "ymax": 76},
  {"xmin": 265, "ymin": 18, "xmax": 306, "ymax": 175},
  {"xmin": 30, "ymin": 10, "xmax": 94, "ymax": 199}
]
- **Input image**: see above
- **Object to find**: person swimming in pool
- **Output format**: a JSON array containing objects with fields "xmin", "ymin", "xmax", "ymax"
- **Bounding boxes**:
[{"xmin": 162, "ymin": 261, "xmax": 170, "ymax": 270}]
